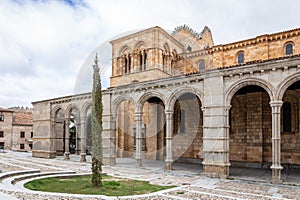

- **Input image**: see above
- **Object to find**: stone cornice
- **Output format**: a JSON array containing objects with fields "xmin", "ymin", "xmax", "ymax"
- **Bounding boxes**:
[
  {"xmin": 211, "ymin": 28, "xmax": 300, "ymax": 52},
  {"xmin": 32, "ymin": 92, "xmax": 92, "ymax": 105},
  {"xmin": 108, "ymin": 54, "xmax": 300, "ymax": 95},
  {"xmin": 110, "ymin": 26, "xmax": 184, "ymax": 50},
  {"xmin": 222, "ymin": 55, "xmax": 300, "ymax": 78}
]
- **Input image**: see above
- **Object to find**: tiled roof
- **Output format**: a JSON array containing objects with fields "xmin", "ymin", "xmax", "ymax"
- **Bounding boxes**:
[{"xmin": 13, "ymin": 112, "xmax": 33, "ymax": 126}]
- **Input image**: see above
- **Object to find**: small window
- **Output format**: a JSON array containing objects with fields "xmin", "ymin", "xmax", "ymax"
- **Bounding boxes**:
[
  {"xmin": 0, "ymin": 115, "xmax": 4, "ymax": 122},
  {"xmin": 29, "ymin": 144, "xmax": 33, "ymax": 149},
  {"xmin": 285, "ymin": 43, "xmax": 293, "ymax": 55},
  {"xmin": 199, "ymin": 60, "xmax": 205, "ymax": 70},
  {"xmin": 0, "ymin": 131, "xmax": 3, "ymax": 137},
  {"xmin": 187, "ymin": 45, "xmax": 192, "ymax": 52},
  {"xmin": 20, "ymin": 144, "xmax": 25, "ymax": 149},
  {"xmin": 237, "ymin": 52, "xmax": 244, "ymax": 64},
  {"xmin": 20, "ymin": 131, "xmax": 25, "ymax": 138},
  {"xmin": 31, "ymin": 132, "xmax": 33, "ymax": 138}
]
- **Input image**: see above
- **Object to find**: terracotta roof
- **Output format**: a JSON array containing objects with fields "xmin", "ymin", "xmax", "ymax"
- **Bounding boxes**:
[{"xmin": 13, "ymin": 112, "xmax": 33, "ymax": 126}]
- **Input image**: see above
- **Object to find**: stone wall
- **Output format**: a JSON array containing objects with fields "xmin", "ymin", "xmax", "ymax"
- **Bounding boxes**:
[
  {"xmin": 0, "ymin": 109, "xmax": 13, "ymax": 150},
  {"xmin": 0, "ymin": 108, "xmax": 33, "ymax": 152},
  {"xmin": 111, "ymin": 26, "xmax": 300, "ymax": 88},
  {"xmin": 230, "ymin": 88, "xmax": 300, "ymax": 167},
  {"xmin": 173, "ymin": 96, "xmax": 203, "ymax": 162},
  {"xmin": 11, "ymin": 125, "xmax": 33, "ymax": 152},
  {"xmin": 281, "ymin": 89, "xmax": 300, "ymax": 165},
  {"xmin": 230, "ymin": 91, "xmax": 272, "ymax": 166}
]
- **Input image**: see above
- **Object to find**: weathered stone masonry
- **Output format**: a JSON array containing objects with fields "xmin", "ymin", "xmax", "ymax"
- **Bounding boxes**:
[{"xmin": 32, "ymin": 25, "xmax": 300, "ymax": 184}]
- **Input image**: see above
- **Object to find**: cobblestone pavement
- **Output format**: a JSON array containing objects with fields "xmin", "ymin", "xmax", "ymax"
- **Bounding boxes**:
[{"xmin": 1, "ymin": 151, "xmax": 300, "ymax": 200}]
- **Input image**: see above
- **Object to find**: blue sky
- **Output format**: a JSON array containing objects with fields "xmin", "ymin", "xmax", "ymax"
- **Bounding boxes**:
[{"xmin": 1, "ymin": 0, "xmax": 300, "ymax": 107}]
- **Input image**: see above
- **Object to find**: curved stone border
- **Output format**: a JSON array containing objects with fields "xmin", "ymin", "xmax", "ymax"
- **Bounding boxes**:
[
  {"xmin": 19, "ymin": 172, "xmax": 183, "ymax": 200},
  {"xmin": 0, "ymin": 169, "xmax": 40, "ymax": 183},
  {"xmin": 11, "ymin": 171, "xmax": 75, "ymax": 185}
]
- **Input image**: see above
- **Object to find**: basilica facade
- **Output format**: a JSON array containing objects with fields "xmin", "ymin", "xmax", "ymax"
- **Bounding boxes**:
[{"xmin": 32, "ymin": 25, "xmax": 300, "ymax": 183}]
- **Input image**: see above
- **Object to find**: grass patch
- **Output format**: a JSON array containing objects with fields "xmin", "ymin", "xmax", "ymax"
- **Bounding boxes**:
[{"xmin": 24, "ymin": 174, "xmax": 174, "ymax": 196}]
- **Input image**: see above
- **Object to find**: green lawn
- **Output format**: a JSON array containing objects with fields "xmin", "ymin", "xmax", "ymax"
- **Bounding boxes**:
[{"xmin": 24, "ymin": 174, "xmax": 174, "ymax": 196}]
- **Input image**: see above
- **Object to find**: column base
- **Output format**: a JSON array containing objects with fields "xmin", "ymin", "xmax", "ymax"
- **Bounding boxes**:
[
  {"xmin": 32, "ymin": 150, "xmax": 56, "ymax": 159},
  {"xmin": 64, "ymin": 152, "xmax": 70, "ymax": 160},
  {"xmin": 165, "ymin": 161, "xmax": 172, "ymax": 171},
  {"xmin": 202, "ymin": 162, "xmax": 230, "ymax": 178},
  {"xmin": 80, "ymin": 153, "xmax": 86, "ymax": 162},
  {"xmin": 136, "ymin": 158, "xmax": 142, "ymax": 167},
  {"xmin": 271, "ymin": 165, "xmax": 283, "ymax": 184},
  {"xmin": 103, "ymin": 157, "xmax": 116, "ymax": 165}
]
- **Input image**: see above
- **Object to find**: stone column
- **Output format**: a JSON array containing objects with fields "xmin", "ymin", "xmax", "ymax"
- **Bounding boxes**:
[
  {"xmin": 166, "ymin": 55, "xmax": 172, "ymax": 74},
  {"xmin": 80, "ymin": 117, "xmax": 87, "ymax": 162},
  {"xmin": 64, "ymin": 119, "xmax": 70, "ymax": 160},
  {"xmin": 202, "ymin": 105, "xmax": 230, "ymax": 178},
  {"xmin": 224, "ymin": 106, "xmax": 231, "ymax": 170},
  {"xmin": 102, "ymin": 92, "xmax": 116, "ymax": 165},
  {"xmin": 75, "ymin": 122, "xmax": 81, "ymax": 155},
  {"xmin": 135, "ymin": 112, "xmax": 142, "ymax": 167},
  {"xmin": 110, "ymin": 115, "xmax": 117, "ymax": 162},
  {"xmin": 202, "ymin": 76, "xmax": 230, "ymax": 178},
  {"xmin": 270, "ymin": 101, "xmax": 283, "ymax": 184},
  {"xmin": 49, "ymin": 119, "xmax": 57, "ymax": 157},
  {"xmin": 165, "ymin": 110, "xmax": 174, "ymax": 170}
]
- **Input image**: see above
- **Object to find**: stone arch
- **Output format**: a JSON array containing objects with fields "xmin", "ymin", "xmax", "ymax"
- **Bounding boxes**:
[
  {"xmin": 163, "ymin": 43, "xmax": 170, "ymax": 52},
  {"xmin": 167, "ymin": 86, "xmax": 204, "ymax": 111},
  {"xmin": 64, "ymin": 103, "xmax": 81, "ymax": 120},
  {"xmin": 134, "ymin": 41, "xmax": 145, "ymax": 50},
  {"xmin": 113, "ymin": 95, "xmax": 135, "ymax": 118},
  {"xmin": 51, "ymin": 105, "xmax": 65, "ymax": 156},
  {"xmin": 81, "ymin": 101, "xmax": 92, "ymax": 119},
  {"xmin": 119, "ymin": 45, "xmax": 131, "ymax": 57},
  {"xmin": 276, "ymin": 72, "xmax": 300, "ymax": 101},
  {"xmin": 136, "ymin": 91, "xmax": 167, "ymax": 113},
  {"xmin": 51, "ymin": 105, "xmax": 64, "ymax": 119},
  {"xmin": 225, "ymin": 78, "xmax": 275, "ymax": 106},
  {"xmin": 172, "ymin": 49, "xmax": 177, "ymax": 58}
]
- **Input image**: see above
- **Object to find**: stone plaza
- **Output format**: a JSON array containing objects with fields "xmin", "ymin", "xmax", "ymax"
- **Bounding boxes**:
[{"xmin": 0, "ymin": 150, "xmax": 300, "ymax": 199}]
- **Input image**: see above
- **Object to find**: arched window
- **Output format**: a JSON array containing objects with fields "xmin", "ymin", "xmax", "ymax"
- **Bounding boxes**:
[
  {"xmin": 285, "ymin": 43, "xmax": 293, "ymax": 55},
  {"xmin": 237, "ymin": 52, "xmax": 244, "ymax": 64},
  {"xmin": 124, "ymin": 57, "xmax": 128, "ymax": 74},
  {"xmin": 143, "ymin": 50, "xmax": 147, "ymax": 70},
  {"xmin": 139, "ymin": 52, "xmax": 143, "ymax": 71},
  {"xmin": 198, "ymin": 60, "xmax": 205, "ymax": 70},
  {"xmin": 283, "ymin": 102, "xmax": 292, "ymax": 132},
  {"xmin": 128, "ymin": 54, "xmax": 131, "ymax": 73}
]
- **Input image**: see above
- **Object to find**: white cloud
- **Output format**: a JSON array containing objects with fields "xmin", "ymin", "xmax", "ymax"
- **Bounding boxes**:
[{"xmin": 0, "ymin": 0, "xmax": 300, "ymax": 107}]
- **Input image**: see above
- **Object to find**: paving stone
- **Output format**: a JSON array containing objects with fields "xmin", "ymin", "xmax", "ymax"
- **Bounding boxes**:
[{"xmin": 0, "ymin": 151, "xmax": 300, "ymax": 200}]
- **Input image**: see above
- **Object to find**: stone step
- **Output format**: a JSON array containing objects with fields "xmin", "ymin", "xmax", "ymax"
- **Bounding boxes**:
[
  {"xmin": 11, "ymin": 171, "xmax": 76, "ymax": 185},
  {"xmin": 0, "ymin": 169, "xmax": 40, "ymax": 182}
]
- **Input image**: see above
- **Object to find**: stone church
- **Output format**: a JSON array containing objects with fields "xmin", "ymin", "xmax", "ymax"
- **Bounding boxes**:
[{"xmin": 32, "ymin": 25, "xmax": 300, "ymax": 183}]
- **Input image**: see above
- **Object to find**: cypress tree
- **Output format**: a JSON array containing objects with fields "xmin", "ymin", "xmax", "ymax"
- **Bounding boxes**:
[{"xmin": 91, "ymin": 54, "xmax": 103, "ymax": 187}]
